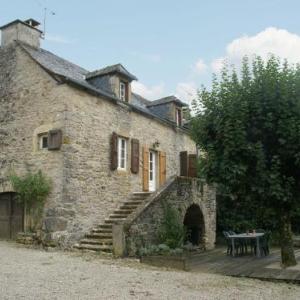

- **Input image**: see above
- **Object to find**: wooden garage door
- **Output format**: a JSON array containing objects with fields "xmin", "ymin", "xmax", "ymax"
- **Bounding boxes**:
[{"xmin": 0, "ymin": 193, "xmax": 24, "ymax": 239}]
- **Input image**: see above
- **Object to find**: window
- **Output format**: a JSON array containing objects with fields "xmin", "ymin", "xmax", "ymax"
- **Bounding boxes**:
[
  {"xmin": 118, "ymin": 137, "xmax": 127, "ymax": 170},
  {"xmin": 176, "ymin": 108, "xmax": 182, "ymax": 126},
  {"xmin": 39, "ymin": 134, "xmax": 48, "ymax": 150},
  {"xmin": 120, "ymin": 81, "xmax": 126, "ymax": 101}
]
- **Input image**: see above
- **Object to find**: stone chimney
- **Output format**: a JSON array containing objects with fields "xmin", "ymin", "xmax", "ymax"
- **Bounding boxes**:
[{"xmin": 0, "ymin": 19, "xmax": 42, "ymax": 48}]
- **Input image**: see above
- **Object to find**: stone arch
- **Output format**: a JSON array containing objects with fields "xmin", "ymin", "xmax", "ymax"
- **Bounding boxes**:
[{"xmin": 183, "ymin": 204, "xmax": 205, "ymax": 246}]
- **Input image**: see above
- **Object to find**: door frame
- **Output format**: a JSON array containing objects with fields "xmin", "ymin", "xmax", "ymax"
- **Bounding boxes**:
[{"xmin": 0, "ymin": 192, "xmax": 24, "ymax": 239}]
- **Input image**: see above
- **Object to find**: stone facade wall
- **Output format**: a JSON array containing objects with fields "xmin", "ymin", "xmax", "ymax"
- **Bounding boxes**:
[
  {"xmin": 59, "ymin": 84, "xmax": 196, "ymax": 245},
  {"xmin": 0, "ymin": 44, "xmax": 66, "ymax": 237},
  {"xmin": 0, "ymin": 43, "xmax": 197, "ymax": 247},
  {"xmin": 123, "ymin": 177, "xmax": 216, "ymax": 256}
]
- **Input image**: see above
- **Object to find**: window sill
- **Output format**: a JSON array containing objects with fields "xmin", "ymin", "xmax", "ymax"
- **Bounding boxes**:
[{"xmin": 117, "ymin": 169, "xmax": 128, "ymax": 175}]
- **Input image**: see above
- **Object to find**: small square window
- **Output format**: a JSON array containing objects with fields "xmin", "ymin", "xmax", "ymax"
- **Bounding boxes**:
[
  {"xmin": 39, "ymin": 134, "xmax": 48, "ymax": 150},
  {"xmin": 117, "ymin": 137, "xmax": 127, "ymax": 170}
]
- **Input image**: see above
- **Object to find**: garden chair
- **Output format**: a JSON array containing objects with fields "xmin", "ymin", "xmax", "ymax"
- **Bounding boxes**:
[
  {"xmin": 223, "ymin": 231, "xmax": 241, "ymax": 256},
  {"xmin": 223, "ymin": 231, "xmax": 232, "ymax": 255},
  {"xmin": 257, "ymin": 231, "xmax": 270, "ymax": 256}
]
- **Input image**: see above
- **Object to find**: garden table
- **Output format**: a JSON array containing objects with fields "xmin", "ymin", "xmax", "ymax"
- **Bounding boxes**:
[{"xmin": 228, "ymin": 233, "xmax": 265, "ymax": 257}]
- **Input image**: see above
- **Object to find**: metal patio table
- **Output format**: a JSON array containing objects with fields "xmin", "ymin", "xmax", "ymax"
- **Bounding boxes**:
[{"xmin": 228, "ymin": 233, "xmax": 265, "ymax": 257}]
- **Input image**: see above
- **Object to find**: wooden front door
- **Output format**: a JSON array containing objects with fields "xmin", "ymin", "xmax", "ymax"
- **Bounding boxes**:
[{"xmin": 0, "ymin": 193, "xmax": 24, "ymax": 239}]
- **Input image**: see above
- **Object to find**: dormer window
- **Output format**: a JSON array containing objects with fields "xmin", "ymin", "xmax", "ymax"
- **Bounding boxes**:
[
  {"xmin": 176, "ymin": 108, "xmax": 182, "ymax": 126},
  {"xmin": 120, "ymin": 81, "xmax": 127, "ymax": 101}
]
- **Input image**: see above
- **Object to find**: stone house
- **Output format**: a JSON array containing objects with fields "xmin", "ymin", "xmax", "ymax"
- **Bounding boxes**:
[{"xmin": 0, "ymin": 19, "xmax": 216, "ymax": 254}]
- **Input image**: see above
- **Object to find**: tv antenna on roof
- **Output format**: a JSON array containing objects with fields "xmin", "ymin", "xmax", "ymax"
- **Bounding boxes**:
[
  {"xmin": 33, "ymin": 0, "xmax": 56, "ymax": 39},
  {"xmin": 42, "ymin": 7, "xmax": 56, "ymax": 39}
]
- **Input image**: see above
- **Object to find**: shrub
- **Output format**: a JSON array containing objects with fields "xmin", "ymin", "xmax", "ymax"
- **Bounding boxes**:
[
  {"xmin": 9, "ymin": 170, "xmax": 51, "ymax": 209},
  {"xmin": 158, "ymin": 202, "xmax": 185, "ymax": 249}
]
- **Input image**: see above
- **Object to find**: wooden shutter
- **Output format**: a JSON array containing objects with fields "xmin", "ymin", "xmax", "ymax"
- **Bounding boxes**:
[
  {"xmin": 47, "ymin": 129, "xmax": 62, "ymax": 150},
  {"xmin": 143, "ymin": 147, "xmax": 149, "ymax": 191},
  {"xmin": 159, "ymin": 151, "xmax": 166, "ymax": 186},
  {"xmin": 180, "ymin": 151, "xmax": 188, "ymax": 176},
  {"xmin": 110, "ymin": 132, "xmax": 118, "ymax": 171},
  {"xmin": 131, "ymin": 138, "xmax": 140, "ymax": 174},
  {"xmin": 188, "ymin": 154, "xmax": 197, "ymax": 178}
]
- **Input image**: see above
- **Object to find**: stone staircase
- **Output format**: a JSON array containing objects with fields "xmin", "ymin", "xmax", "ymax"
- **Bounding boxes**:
[{"xmin": 74, "ymin": 192, "xmax": 151, "ymax": 253}]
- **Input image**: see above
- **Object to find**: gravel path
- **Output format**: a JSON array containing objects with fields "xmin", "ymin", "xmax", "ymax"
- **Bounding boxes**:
[{"xmin": 0, "ymin": 241, "xmax": 299, "ymax": 300}]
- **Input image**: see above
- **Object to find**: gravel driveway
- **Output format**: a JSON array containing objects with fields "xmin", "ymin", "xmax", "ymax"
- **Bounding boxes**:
[{"xmin": 0, "ymin": 241, "xmax": 299, "ymax": 300}]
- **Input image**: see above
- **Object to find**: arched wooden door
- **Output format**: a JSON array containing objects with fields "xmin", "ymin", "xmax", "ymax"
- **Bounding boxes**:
[{"xmin": 0, "ymin": 193, "xmax": 24, "ymax": 239}]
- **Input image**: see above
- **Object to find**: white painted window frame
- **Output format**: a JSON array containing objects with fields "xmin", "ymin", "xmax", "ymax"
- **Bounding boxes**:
[
  {"xmin": 176, "ymin": 108, "xmax": 182, "ymax": 126},
  {"xmin": 39, "ymin": 133, "xmax": 48, "ymax": 150},
  {"xmin": 38, "ymin": 133, "xmax": 48, "ymax": 150},
  {"xmin": 120, "ymin": 81, "xmax": 126, "ymax": 101},
  {"xmin": 117, "ymin": 137, "xmax": 127, "ymax": 170}
]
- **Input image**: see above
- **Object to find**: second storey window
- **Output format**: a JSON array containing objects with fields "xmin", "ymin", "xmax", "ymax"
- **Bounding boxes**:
[
  {"xmin": 120, "ymin": 81, "xmax": 126, "ymax": 101},
  {"xmin": 118, "ymin": 137, "xmax": 127, "ymax": 170},
  {"xmin": 176, "ymin": 108, "xmax": 182, "ymax": 126}
]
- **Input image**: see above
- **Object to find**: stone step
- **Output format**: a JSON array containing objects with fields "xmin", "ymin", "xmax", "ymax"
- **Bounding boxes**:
[
  {"xmin": 91, "ymin": 228, "xmax": 112, "ymax": 234},
  {"xmin": 109, "ymin": 214, "xmax": 127, "ymax": 219},
  {"xmin": 120, "ymin": 205, "xmax": 139, "ymax": 210},
  {"xmin": 104, "ymin": 219, "xmax": 116, "ymax": 224},
  {"xmin": 123, "ymin": 201, "xmax": 143, "ymax": 205},
  {"xmin": 132, "ymin": 192, "xmax": 152, "ymax": 197},
  {"xmin": 113, "ymin": 209, "xmax": 133, "ymax": 215},
  {"xmin": 128, "ymin": 197, "xmax": 147, "ymax": 201},
  {"xmin": 86, "ymin": 232, "xmax": 112, "ymax": 239},
  {"xmin": 75, "ymin": 243, "xmax": 113, "ymax": 252},
  {"xmin": 98, "ymin": 224, "xmax": 113, "ymax": 229},
  {"xmin": 80, "ymin": 238, "xmax": 112, "ymax": 245}
]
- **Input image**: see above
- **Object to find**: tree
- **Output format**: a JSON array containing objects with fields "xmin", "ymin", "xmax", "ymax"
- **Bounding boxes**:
[{"xmin": 191, "ymin": 56, "xmax": 300, "ymax": 267}]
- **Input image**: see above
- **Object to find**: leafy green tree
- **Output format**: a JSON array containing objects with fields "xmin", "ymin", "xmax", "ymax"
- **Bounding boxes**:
[{"xmin": 191, "ymin": 56, "xmax": 300, "ymax": 267}]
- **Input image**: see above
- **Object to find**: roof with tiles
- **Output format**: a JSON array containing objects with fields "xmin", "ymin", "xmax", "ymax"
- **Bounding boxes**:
[
  {"xmin": 18, "ymin": 42, "xmax": 189, "ymax": 128},
  {"xmin": 146, "ymin": 96, "xmax": 187, "ymax": 107},
  {"xmin": 86, "ymin": 64, "xmax": 137, "ymax": 81}
]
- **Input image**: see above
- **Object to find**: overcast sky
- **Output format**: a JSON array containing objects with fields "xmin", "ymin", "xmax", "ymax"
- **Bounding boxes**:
[{"xmin": 2, "ymin": 0, "xmax": 300, "ymax": 104}]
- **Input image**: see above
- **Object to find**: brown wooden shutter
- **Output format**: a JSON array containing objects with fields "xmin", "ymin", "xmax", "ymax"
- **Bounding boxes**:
[
  {"xmin": 159, "ymin": 151, "xmax": 166, "ymax": 186},
  {"xmin": 47, "ymin": 129, "xmax": 62, "ymax": 150},
  {"xmin": 110, "ymin": 132, "xmax": 118, "ymax": 170},
  {"xmin": 180, "ymin": 151, "xmax": 188, "ymax": 176},
  {"xmin": 131, "ymin": 138, "xmax": 140, "ymax": 174},
  {"xmin": 125, "ymin": 83, "xmax": 129, "ymax": 102},
  {"xmin": 188, "ymin": 154, "xmax": 197, "ymax": 178},
  {"xmin": 143, "ymin": 147, "xmax": 149, "ymax": 191}
]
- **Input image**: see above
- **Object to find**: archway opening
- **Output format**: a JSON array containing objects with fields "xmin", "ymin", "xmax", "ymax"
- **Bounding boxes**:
[{"xmin": 183, "ymin": 204, "xmax": 204, "ymax": 246}]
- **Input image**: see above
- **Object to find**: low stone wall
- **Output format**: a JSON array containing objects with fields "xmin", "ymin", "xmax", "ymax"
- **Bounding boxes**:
[{"xmin": 113, "ymin": 177, "xmax": 216, "ymax": 256}]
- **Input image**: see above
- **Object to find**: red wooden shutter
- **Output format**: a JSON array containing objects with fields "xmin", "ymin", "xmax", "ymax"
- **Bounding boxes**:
[
  {"xmin": 180, "ymin": 151, "xmax": 188, "ymax": 176},
  {"xmin": 159, "ymin": 151, "xmax": 166, "ymax": 186},
  {"xmin": 143, "ymin": 147, "xmax": 149, "ymax": 191},
  {"xmin": 131, "ymin": 138, "xmax": 140, "ymax": 174},
  {"xmin": 111, "ymin": 132, "xmax": 118, "ymax": 170},
  {"xmin": 188, "ymin": 154, "xmax": 197, "ymax": 178},
  {"xmin": 47, "ymin": 129, "xmax": 62, "ymax": 150}
]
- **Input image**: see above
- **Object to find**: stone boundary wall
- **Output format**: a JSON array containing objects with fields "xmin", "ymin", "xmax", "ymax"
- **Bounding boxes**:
[{"xmin": 113, "ymin": 177, "xmax": 216, "ymax": 256}]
